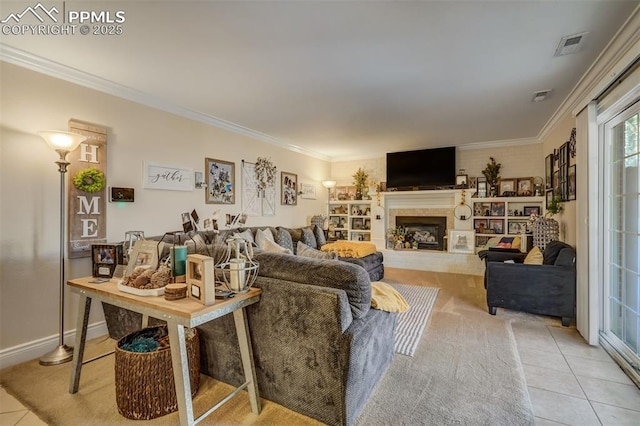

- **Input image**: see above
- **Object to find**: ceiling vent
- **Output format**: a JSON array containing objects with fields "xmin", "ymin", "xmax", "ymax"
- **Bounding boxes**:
[
  {"xmin": 554, "ymin": 32, "xmax": 589, "ymax": 56},
  {"xmin": 532, "ymin": 89, "xmax": 552, "ymax": 102}
]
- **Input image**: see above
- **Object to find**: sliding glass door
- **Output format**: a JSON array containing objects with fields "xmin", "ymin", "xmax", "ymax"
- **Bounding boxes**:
[{"xmin": 602, "ymin": 102, "xmax": 640, "ymax": 369}]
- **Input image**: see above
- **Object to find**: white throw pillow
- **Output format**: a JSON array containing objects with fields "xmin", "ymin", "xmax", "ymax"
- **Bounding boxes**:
[
  {"xmin": 255, "ymin": 228, "xmax": 275, "ymax": 249},
  {"xmin": 233, "ymin": 229, "xmax": 255, "ymax": 246},
  {"xmin": 262, "ymin": 238, "xmax": 293, "ymax": 254}
]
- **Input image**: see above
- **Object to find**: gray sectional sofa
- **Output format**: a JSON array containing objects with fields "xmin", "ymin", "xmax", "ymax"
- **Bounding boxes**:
[{"xmin": 102, "ymin": 226, "xmax": 395, "ymax": 425}]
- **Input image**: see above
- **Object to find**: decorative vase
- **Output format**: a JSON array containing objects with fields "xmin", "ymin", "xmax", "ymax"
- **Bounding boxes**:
[
  {"xmin": 355, "ymin": 189, "xmax": 363, "ymax": 200},
  {"xmin": 532, "ymin": 218, "xmax": 559, "ymax": 250},
  {"xmin": 489, "ymin": 185, "xmax": 498, "ymax": 197}
]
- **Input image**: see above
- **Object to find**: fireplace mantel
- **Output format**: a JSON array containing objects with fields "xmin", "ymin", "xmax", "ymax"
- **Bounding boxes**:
[{"xmin": 368, "ymin": 189, "xmax": 479, "ymax": 275}]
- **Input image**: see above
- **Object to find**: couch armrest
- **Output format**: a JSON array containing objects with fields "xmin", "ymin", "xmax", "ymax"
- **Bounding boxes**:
[{"xmin": 482, "ymin": 250, "xmax": 527, "ymax": 263}]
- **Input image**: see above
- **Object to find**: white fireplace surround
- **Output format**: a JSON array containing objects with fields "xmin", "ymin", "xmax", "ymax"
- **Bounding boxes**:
[{"xmin": 369, "ymin": 190, "xmax": 484, "ymax": 276}]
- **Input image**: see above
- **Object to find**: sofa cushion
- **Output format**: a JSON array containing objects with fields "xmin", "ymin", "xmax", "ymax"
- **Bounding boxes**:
[
  {"xmin": 275, "ymin": 227, "xmax": 294, "ymax": 253},
  {"xmin": 297, "ymin": 241, "xmax": 338, "ymax": 260},
  {"xmin": 301, "ymin": 227, "xmax": 318, "ymax": 249},
  {"xmin": 253, "ymin": 251, "xmax": 372, "ymax": 318},
  {"xmin": 524, "ymin": 246, "xmax": 544, "ymax": 265},
  {"xmin": 543, "ymin": 241, "xmax": 573, "ymax": 265},
  {"xmin": 262, "ymin": 238, "xmax": 292, "ymax": 254},
  {"xmin": 313, "ymin": 224, "xmax": 327, "ymax": 247},
  {"xmin": 255, "ymin": 228, "xmax": 275, "ymax": 249},
  {"xmin": 233, "ymin": 229, "xmax": 255, "ymax": 246}
]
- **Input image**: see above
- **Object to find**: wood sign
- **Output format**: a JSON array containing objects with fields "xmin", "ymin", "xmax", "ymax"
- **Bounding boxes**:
[{"xmin": 67, "ymin": 120, "xmax": 107, "ymax": 259}]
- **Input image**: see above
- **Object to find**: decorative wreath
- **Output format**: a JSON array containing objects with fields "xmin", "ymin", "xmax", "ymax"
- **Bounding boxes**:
[{"xmin": 73, "ymin": 167, "xmax": 106, "ymax": 193}]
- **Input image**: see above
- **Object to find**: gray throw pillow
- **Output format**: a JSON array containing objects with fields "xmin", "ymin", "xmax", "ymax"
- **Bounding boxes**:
[
  {"xmin": 301, "ymin": 227, "xmax": 318, "ymax": 249},
  {"xmin": 233, "ymin": 229, "xmax": 255, "ymax": 246},
  {"xmin": 275, "ymin": 227, "xmax": 294, "ymax": 253},
  {"xmin": 313, "ymin": 224, "xmax": 326, "ymax": 247},
  {"xmin": 297, "ymin": 241, "xmax": 338, "ymax": 260}
]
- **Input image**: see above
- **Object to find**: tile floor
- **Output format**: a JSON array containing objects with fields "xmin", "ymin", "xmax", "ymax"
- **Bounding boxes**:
[{"xmin": 513, "ymin": 321, "xmax": 640, "ymax": 425}]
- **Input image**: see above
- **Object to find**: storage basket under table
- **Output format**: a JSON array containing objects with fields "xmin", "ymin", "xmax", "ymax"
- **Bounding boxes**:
[{"xmin": 114, "ymin": 325, "xmax": 200, "ymax": 420}]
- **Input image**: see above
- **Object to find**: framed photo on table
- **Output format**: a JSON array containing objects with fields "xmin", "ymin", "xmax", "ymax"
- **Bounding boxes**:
[
  {"xmin": 124, "ymin": 240, "xmax": 163, "ymax": 278},
  {"xmin": 92, "ymin": 243, "xmax": 123, "ymax": 278}
]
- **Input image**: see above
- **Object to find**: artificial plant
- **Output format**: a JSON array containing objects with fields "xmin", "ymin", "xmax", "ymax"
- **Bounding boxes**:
[{"xmin": 482, "ymin": 157, "xmax": 502, "ymax": 188}]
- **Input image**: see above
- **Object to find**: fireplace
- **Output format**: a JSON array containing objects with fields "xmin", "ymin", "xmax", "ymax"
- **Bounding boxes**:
[{"xmin": 396, "ymin": 216, "xmax": 447, "ymax": 251}]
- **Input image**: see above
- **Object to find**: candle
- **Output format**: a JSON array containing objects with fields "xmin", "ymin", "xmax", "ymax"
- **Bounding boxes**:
[
  {"xmin": 229, "ymin": 258, "xmax": 245, "ymax": 292},
  {"xmin": 171, "ymin": 246, "xmax": 188, "ymax": 277}
]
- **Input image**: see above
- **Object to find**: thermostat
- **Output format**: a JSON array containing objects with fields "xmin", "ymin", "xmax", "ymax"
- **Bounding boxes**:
[{"xmin": 110, "ymin": 187, "xmax": 134, "ymax": 202}]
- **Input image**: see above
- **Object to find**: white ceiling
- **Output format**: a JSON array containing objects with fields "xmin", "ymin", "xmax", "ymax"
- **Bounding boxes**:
[{"xmin": 1, "ymin": 1, "xmax": 638, "ymax": 160}]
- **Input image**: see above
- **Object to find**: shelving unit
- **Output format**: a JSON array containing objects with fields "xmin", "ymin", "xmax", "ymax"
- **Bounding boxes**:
[
  {"xmin": 328, "ymin": 200, "xmax": 372, "ymax": 241},
  {"xmin": 471, "ymin": 196, "xmax": 544, "ymax": 248}
]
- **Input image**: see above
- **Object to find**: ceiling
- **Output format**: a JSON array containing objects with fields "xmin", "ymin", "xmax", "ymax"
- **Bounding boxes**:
[{"xmin": 1, "ymin": 1, "xmax": 638, "ymax": 160}]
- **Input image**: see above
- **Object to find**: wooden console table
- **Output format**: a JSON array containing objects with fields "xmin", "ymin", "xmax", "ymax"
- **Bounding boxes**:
[{"xmin": 67, "ymin": 276, "xmax": 262, "ymax": 425}]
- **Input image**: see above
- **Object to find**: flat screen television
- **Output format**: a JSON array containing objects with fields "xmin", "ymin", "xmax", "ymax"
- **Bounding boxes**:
[{"xmin": 386, "ymin": 147, "xmax": 456, "ymax": 190}]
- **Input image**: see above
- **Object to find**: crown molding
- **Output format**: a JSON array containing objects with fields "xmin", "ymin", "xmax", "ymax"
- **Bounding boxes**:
[
  {"xmin": 0, "ymin": 43, "xmax": 331, "ymax": 162},
  {"xmin": 538, "ymin": 5, "xmax": 640, "ymax": 140},
  {"xmin": 456, "ymin": 137, "xmax": 541, "ymax": 151}
]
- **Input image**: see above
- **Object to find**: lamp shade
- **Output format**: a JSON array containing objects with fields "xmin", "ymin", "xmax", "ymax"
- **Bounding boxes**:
[
  {"xmin": 322, "ymin": 180, "xmax": 337, "ymax": 189},
  {"xmin": 38, "ymin": 130, "xmax": 86, "ymax": 153}
]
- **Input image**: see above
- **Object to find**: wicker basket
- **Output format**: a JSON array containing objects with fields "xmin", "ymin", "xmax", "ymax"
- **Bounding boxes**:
[{"xmin": 115, "ymin": 325, "xmax": 200, "ymax": 420}]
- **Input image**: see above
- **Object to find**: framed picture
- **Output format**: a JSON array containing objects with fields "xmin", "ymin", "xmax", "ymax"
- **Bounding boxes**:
[
  {"xmin": 545, "ymin": 154, "xmax": 553, "ymax": 190},
  {"xmin": 491, "ymin": 202, "xmax": 505, "ymax": 216},
  {"xmin": 474, "ymin": 218, "xmax": 489, "ymax": 233},
  {"xmin": 455, "ymin": 174, "xmax": 468, "ymax": 187},
  {"xmin": 299, "ymin": 182, "xmax": 316, "ymax": 199},
  {"xmin": 568, "ymin": 165, "xmax": 576, "ymax": 200},
  {"xmin": 448, "ymin": 230, "xmax": 476, "ymax": 254},
  {"xmin": 552, "ymin": 170, "xmax": 560, "ymax": 196},
  {"xmin": 205, "ymin": 158, "xmax": 235, "ymax": 204},
  {"xmin": 474, "ymin": 202, "xmax": 491, "ymax": 216},
  {"xmin": 281, "ymin": 172, "xmax": 298, "ymax": 205},
  {"xmin": 489, "ymin": 219, "xmax": 504, "ymax": 234},
  {"xmin": 516, "ymin": 177, "xmax": 534, "ymax": 196},
  {"xmin": 124, "ymin": 240, "xmax": 163, "ymax": 278},
  {"xmin": 498, "ymin": 179, "xmax": 515, "ymax": 196},
  {"xmin": 546, "ymin": 189, "xmax": 554, "ymax": 209},
  {"xmin": 523, "ymin": 206, "xmax": 540, "ymax": 216},
  {"xmin": 92, "ymin": 243, "xmax": 123, "ymax": 278},
  {"xmin": 476, "ymin": 177, "xmax": 487, "ymax": 198},
  {"xmin": 508, "ymin": 220, "xmax": 529, "ymax": 235}
]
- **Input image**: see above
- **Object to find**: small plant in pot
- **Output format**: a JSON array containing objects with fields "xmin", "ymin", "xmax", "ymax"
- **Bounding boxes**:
[
  {"xmin": 352, "ymin": 168, "xmax": 369, "ymax": 200},
  {"xmin": 482, "ymin": 157, "xmax": 501, "ymax": 197},
  {"xmin": 546, "ymin": 194, "xmax": 564, "ymax": 217}
]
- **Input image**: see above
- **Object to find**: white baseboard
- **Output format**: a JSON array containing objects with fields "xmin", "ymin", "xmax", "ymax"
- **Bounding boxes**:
[{"xmin": 0, "ymin": 321, "xmax": 109, "ymax": 371}]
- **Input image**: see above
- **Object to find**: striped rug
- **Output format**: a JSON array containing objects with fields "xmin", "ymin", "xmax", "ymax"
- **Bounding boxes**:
[{"xmin": 391, "ymin": 283, "xmax": 439, "ymax": 356}]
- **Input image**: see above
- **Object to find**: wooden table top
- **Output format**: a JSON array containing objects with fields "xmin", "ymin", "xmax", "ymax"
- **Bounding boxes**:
[{"xmin": 68, "ymin": 276, "xmax": 261, "ymax": 321}]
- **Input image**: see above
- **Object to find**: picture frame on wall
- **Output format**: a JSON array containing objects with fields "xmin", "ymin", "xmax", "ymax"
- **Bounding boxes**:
[
  {"xmin": 281, "ymin": 171, "xmax": 298, "ymax": 205},
  {"xmin": 546, "ymin": 189, "xmax": 554, "ymax": 209},
  {"xmin": 205, "ymin": 158, "xmax": 235, "ymax": 204},
  {"xmin": 92, "ymin": 243, "xmax": 123, "ymax": 278},
  {"xmin": 299, "ymin": 182, "xmax": 316, "ymax": 199},
  {"xmin": 568, "ymin": 165, "xmax": 576, "ymax": 200},
  {"xmin": 545, "ymin": 154, "xmax": 553, "ymax": 190}
]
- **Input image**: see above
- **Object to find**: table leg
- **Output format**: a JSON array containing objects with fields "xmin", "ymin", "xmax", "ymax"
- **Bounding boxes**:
[
  {"xmin": 167, "ymin": 321, "xmax": 194, "ymax": 426},
  {"xmin": 69, "ymin": 295, "xmax": 91, "ymax": 394},
  {"xmin": 233, "ymin": 308, "xmax": 261, "ymax": 414},
  {"xmin": 141, "ymin": 314, "xmax": 149, "ymax": 328}
]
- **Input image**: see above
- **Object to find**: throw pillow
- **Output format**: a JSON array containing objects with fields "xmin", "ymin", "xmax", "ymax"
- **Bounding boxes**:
[
  {"xmin": 301, "ymin": 227, "xmax": 318, "ymax": 249},
  {"xmin": 524, "ymin": 246, "xmax": 544, "ymax": 265},
  {"xmin": 483, "ymin": 236, "xmax": 502, "ymax": 248},
  {"xmin": 275, "ymin": 227, "xmax": 294, "ymax": 253},
  {"xmin": 543, "ymin": 241, "xmax": 573, "ymax": 265},
  {"xmin": 262, "ymin": 238, "xmax": 293, "ymax": 254},
  {"xmin": 313, "ymin": 224, "xmax": 327, "ymax": 247},
  {"xmin": 297, "ymin": 241, "xmax": 338, "ymax": 260},
  {"xmin": 496, "ymin": 237, "xmax": 515, "ymax": 248},
  {"xmin": 255, "ymin": 228, "xmax": 275, "ymax": 249},
  {"xmin": 233, "ymin": 229, "xmax": 255, "ymax": 246}
]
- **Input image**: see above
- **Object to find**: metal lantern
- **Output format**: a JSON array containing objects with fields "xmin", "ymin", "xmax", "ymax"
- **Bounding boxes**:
[{"xmin": 216, "ymin": 236, "xmax": 259, "ymax": 293}]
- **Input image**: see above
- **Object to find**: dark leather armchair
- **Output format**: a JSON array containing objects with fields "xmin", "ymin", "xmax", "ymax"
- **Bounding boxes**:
[{"xmin": 483, "ymin": 241, "xmax": 576, "ymax": 326}]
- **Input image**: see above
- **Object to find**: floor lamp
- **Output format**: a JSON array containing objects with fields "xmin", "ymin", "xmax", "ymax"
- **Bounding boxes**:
[
  {"xmin": 321, "ymin": 180, "xmax": 336, "ymax": 201},
  {"xmin": 38, "ymin": 130, "xmax": 87, "ymax": 366}
]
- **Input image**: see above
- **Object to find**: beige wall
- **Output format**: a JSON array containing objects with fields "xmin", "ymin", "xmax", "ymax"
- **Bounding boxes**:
[
  {"xmin": 0, "ymin": 62, "xmax": 330, "ymax": 352},
  {"xmin": 331, "ymin": 142, "xmax": 544, "ymax": 191},
  {"xmin": 541, "ymin": 116, "xmax": 578, "ymax": 245}
]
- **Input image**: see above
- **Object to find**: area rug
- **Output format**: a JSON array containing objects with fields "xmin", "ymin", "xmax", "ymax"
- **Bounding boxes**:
[{"xmin": 391, "ymin": 283, "xmax": 439, "ymax": 356}]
